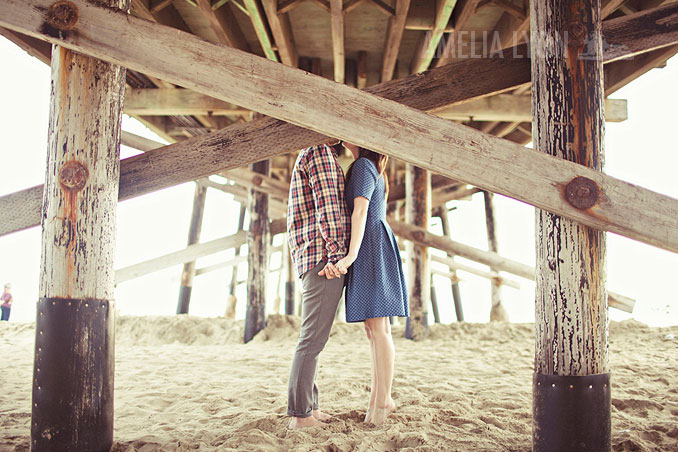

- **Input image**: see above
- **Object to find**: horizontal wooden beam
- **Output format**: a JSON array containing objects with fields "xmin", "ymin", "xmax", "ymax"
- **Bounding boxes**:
[
  {"xmin": 431, "ymin": 254, "xmax": 522, "ymax": 289},
  {"xmin": 123, "ymin": 88, "xmax": 250, "ymax": 116},
  {"xmin": 115, "ymin": 218, "xmax": 285, "ymax": 283},
  {"xmin": 390, "ymin": 220, "xmax": 635, "ymax": 312},
  {"xmin": 436, "ymin": 95, "xmax": 628, "ymax": 122},
  {"xmin": 1, "ymin": 0, "xmax": 677, "ymax": 252}
]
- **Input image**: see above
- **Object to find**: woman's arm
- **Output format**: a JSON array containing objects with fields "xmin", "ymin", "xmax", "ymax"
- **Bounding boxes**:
[{"xmin": 335, "ymin": 196, "xmax": 369, "ymax": 273}]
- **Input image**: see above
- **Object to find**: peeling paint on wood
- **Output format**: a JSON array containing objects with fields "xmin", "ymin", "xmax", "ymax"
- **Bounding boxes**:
[{"xmin": 531, "ymin": 0, "xmax": 608, "ymax": 377}]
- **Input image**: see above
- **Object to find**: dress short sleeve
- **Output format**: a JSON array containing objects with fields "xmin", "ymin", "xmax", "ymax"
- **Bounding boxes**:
[{"xmin": 347, "ymin": 158, "xmax": 378, "ymax": 202}]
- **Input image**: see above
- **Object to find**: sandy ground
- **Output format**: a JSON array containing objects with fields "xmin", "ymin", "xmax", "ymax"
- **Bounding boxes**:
[{"xmin": 1, "ymin": 314, "xmax": 677, "ymax": 452}]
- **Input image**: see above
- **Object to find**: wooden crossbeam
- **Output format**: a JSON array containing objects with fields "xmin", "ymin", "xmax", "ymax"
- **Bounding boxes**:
[
  {"xmin": 1, "ymin": 0, "xmax": 678, "ymax": 253},
  {"xmin": 195, "ymin": 0, "xmax": 250, "ymax": 50},
  {"xmin": 390, "ymin": 220, "xmax": 635, "ymax": 312},
  {"xmin": 115, "ymin": 218, "xmax": 285, "ymax": 283},
  {"xmin": 262, "ymin": 0, "xmax": 298, "ymax": 67},
  {"xmin": 410, "ymin": 0, "xmax": 458, "ymax": 73},
  {"xmin": 0, "ymin": 27, "xmax": 51, "ymax": 64},
  {"xmin": 243, "ymin": 0, "xmax": 278, "ymax": 61},
  {"xmin": 330, "ymin": 0, "xmax": 345, "ymax": 83},
  {"xmin": 431, "ymin": 254, "xmax": 522, "ymax": 289},
  {"xmin": 433, "ymin": 0, "xmax": 480, "ymax": 67},
  {"xmin": 124, "ymin": 88, "xmax": 250, "ymax": 116},
  {"xmin": 437, "ymin": 95, "xmax": 628, "ymax": 122},
  {"xmin": 380, "ymin": 0, "xmax": 410, "ymax": 82},
  {"xmin": 605, "ymin": 44, "xmax": 678, "ymax": 95}
]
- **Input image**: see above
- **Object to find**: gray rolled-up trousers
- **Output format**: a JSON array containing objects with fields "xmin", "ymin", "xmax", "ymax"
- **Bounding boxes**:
[{"xmin": 287, "ymin": 260, "xmax": 345, "ymax": 417}]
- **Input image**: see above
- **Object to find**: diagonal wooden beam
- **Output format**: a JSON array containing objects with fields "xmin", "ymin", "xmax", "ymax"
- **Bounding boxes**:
[
  {"xmin": 0, "ymin": 27, "xmax": 51, "ymax": 64},
  {"xmin": 410, "ymin": 0, "xmax": 457, "ymax": 73},
  {"xmin": 195, "ymin": 0, "xmax": 250, "ymax": 50},
  {"xmin": 433, "ymin": 0, "xmax": 480, "ymax": 67},
  {"xmin": 262, "ymin": 0, "xmax": 298, "ymax": 67},
  {"xmin": 330, "ymin": 0, "xmax": 345, "ymax": 83},
  {"xmin": 605, "ymin": 44, "xmax": 678, "ymax": 95},
  {"xmin": 1, "ymin": 0, "xmax": 678, "ymax": 252},
  {"xmin": 243, "ymin": 0, "xmax": 278, "ymax": 61},
  {"xmin": 436, "ymin": 95, "xmax": 628, "ymax": 122},
  {"xmin": 380, "ymin": 0, "xmax": 410, "ymax": 82}
]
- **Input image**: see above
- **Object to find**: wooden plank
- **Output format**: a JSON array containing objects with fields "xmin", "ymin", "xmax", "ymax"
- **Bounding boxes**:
[
  {"xmin": 243, "ymin": 0, "xmax": 278, "ymax": 61},
  {"xmin": 410, "ymin": 0, "xmax": 458, "ymax": 73},
  {"xmin": 430, "ymin": 254, "xmax": 521, "ymax": 289},
  {"xmin": 433, "ymin": 0, "xmax": 481, "ymax": 67},
  {"xmin": 491, "ymin": 0, "xmax": 525, "ymax": 20},
  {"xmin": 605, "ymin": 44, "xmax": 678, "ymax": 95},
  {"xmin": 367, "ymin": 0, "xmax": 395, "ymax": 15},
  {"xmin": 244, "ymin": 159, "xmax": 270, "ymax": 343},
  {"xmin": 176, "ymin": 182, "xmax": 207, "ymax": 314},
  {"xmin": 262, "ymin": 0, "xmax": 298, "ymax": 67},
  {"xmin": 390, "ymin": 220, "xmax": 634, "ymax": 312},
  {"xmin": 0, "ymin": 27, "xmax": 51, "ymax": 64},
  {"xmin": 195, "ymin": 0, "xmax": 250, "ymax": 50},
  {"xmin": 531, "ymin": 0, "xmax": 608, "ymax": 380},
  {"xmin": 330, "ymin": 0, "xmax": 345, "ymax": 83},
  {"xmin": 124, "ymin": 87, "xmax": 250, "ymax": 116},
  {"xmin": 278, "ymin": 0, "xmax": 303, "ymax": 13},
  {"xmin": 436, "ymin": 95, "xmax": 628, "ymax": 122},
  {"xmin": 483, "ymin": 191, "xmax": 508, "ymax": 321},
  {"xmin": 1, "ymin": 0, "xmax": 678, "ymax": 252},
  {"xmin": 405, "ymin": 165, "xmax": 430, "ymax": 340},
  {"xmin": 343, "ymin": 0, "xmax": 365, "ymax": 13},
  {"xmin": 308, "ymin": 0, "xmax": 331, "ymax": 12},
  {"xmin": 380, "ymin": 0, "xmax": 410, "ymax": 82}
]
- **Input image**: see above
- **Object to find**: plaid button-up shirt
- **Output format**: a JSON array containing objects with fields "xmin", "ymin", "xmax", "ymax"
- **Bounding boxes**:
[{"xmin": 287, "ymin": 144, "xmax": 350, "ymax": 278}]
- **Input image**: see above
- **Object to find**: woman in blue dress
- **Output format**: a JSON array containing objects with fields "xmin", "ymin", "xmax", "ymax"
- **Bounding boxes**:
[{"xmin": 334, "ymin": 142, "xmax": 408, "ymax": 426}]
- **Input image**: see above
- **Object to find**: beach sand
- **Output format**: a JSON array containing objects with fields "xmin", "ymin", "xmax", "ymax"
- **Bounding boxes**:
[{"xmin": 1, "ymin": 314, "xmax": 676, "ymax": 451}]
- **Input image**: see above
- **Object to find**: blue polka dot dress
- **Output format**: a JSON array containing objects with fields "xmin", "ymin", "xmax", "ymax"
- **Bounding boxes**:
[{"xmin": 344, "ymin": 158, "xmax": 409, "ymax": 322}]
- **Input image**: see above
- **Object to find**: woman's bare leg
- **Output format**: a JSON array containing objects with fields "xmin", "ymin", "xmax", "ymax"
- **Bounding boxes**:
[
  {"xmin": 364, "ymin": 323, "xmax": 377, "ymax": 423},
  {"xmin": 365, "ymin": 317, "xmax": 396, "ymax": 425}
]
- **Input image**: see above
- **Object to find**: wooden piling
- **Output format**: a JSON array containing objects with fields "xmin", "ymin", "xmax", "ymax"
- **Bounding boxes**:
[
  {"xmin": 483, "ymin": 191, "xmax": 508, "ymax": 322},
  {"xmin": 531, "ymin": 0, "xmax": 609, "ymax": 450},
  {"xmin": 225, "ymin": 205, "xmax": 246, "ymax": 319},
  {"xmin": 244, "ymin": 160, "xmax": 270, "ymax": 343},
  {"xmin": 176, "ymin": 181, "xmax": 207, "ymax": 314},
  {"xmin": 32, "ymin": 0, "xmax": 127, "ymax": 449},
  {"xmin": 405, "ymin": 164, "xmax": 430, "ymax": 340},
  {"xmin": 437, "ymin": 208, "xmax": 464, "ymax": 322}
]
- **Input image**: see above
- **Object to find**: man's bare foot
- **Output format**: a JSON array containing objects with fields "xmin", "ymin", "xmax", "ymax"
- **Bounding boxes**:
[
  {"xmin": 288, "ymin": 416, "xmax": 326, "ymax": 429},
  {"xmin": 313, "ymin": 410, "xmax": 332, "ymax": 421},
  {"xmin": 371, "ymin": 398, "xmax": 396, "ymax": 426}
]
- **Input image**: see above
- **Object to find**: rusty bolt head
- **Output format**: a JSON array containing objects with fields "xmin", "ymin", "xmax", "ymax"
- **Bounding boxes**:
[
  {"xmin": 47, "ymin": 1, "xmax": 79, "ymax": 31},
  {"xmin": 59, "ymin": 161, "xmax": 88, "ymax": 191},
  {"xmin": 565, "ymin": 176, "xmax": 599, "ymax": 210},
  {"xmin": 252, "ymin": 175, "xmax": 263, "ymax": 186},
  {"xmin": 412, "ymin": 231, "xmax": 425, "ymax": 242}
]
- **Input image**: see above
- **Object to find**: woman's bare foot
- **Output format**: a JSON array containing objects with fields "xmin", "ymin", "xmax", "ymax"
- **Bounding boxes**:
[
  {"xmin": 288, "ymin": 416, "xmax": 326, "ymax": 429},
  {"xmin": 313, "ymin": 409, "xmax": 332, "ymax": 421},
  {"xmin": 371, "ymin": 398, "xmax": 396, "ymax": 426}
]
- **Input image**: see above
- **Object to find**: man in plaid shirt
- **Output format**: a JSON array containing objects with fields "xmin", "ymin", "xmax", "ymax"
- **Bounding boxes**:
[{"xmin": 286, "ymin": 142, "xmax": 350, "ymax": 429}]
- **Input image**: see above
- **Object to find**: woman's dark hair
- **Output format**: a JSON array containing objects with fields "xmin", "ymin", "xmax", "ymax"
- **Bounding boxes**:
[{"xmin": 345, "ymin": 147, "xmax": 389, "ymax": 200}]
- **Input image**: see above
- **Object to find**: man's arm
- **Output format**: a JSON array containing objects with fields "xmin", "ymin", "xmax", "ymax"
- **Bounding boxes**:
[{"xmin": 307, "ymin": 145, "xmax": 347, "ymax": 265}]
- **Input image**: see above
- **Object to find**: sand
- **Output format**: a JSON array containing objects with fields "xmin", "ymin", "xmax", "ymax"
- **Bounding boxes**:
[{"xmin": 1, "ymin": 315, "xmax": 677, "ymax": 452}]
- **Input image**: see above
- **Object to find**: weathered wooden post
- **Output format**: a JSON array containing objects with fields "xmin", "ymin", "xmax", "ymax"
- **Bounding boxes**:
[
  {"xmin": 531, "ymin": 0, "xmax": 610, "ymax": 451},
  {"xmin": 405, "ymin": 164, "xmax": 430, "ymax": 339},
  {"xmin": 32, "ymin": 0, "xmax": 127, "ymax": 450},
  {"xmin": 244, "ymin": 160, "xmax": 270, "ymax": 343},
  {"xmin": 437, "ymin": 207, "xmax": 464, "ymax": 322},
  {"xmin": 176, "ymin": 181, "xmax": 207, "ymax": 314},
  {"xmin": 225, "ymin": 205, "xmax": 246, "ymax": 319},
  {"xmin": 483, "ymin": 191, "xmax": 508, "ymax": 321},
  {"xmin": 283, "ymin": 237, "xmax": 295, "ymax": 315}
]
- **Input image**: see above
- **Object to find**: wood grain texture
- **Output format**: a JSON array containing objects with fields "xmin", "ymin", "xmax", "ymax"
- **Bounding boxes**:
[
  {"xmin": 531, "ymin": 0, "xmax": 608, "ymax": 376},
  {"xmin": 245, "ymin": 159, "xmax": 271, "ymax": 343},
  {"xmin": 0, "ymin": 0, "xmax": 677, "ymax": 253},
  {"xmin": 39, "ymin": 44, "xmax": 125, "ymax": 301},
  {"xmin": 410, "ymin": 0, "xmax": 458, "ymax": 73},
  {"xmin": 404, "ymin": 165, "xmax": 430, "ymax": 340},
  {"xmin": 380, "ymin": 0, "xmax": 410, "ymax": 82},
  {"xmin": 262, "ymin": 0, "xmax": 298, "ymax": 67}
]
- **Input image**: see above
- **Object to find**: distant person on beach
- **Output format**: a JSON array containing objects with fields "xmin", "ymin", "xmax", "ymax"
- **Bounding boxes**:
[
  {"xmin": 286, "ymin": 142, "xmax": 350, "ymax": 429},
  {"xmin": 1, "ymin": 283, "xmax": 13, "ymax": 321},
  {"xmin": 334, "ymin": 142, "xmax": 408, "ymax": 425}
]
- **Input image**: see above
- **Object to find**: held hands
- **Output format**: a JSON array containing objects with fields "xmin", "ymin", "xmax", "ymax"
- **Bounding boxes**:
[{"xmin": 318, "ymin": 254, "xmax": 356, "ymax": 279}]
